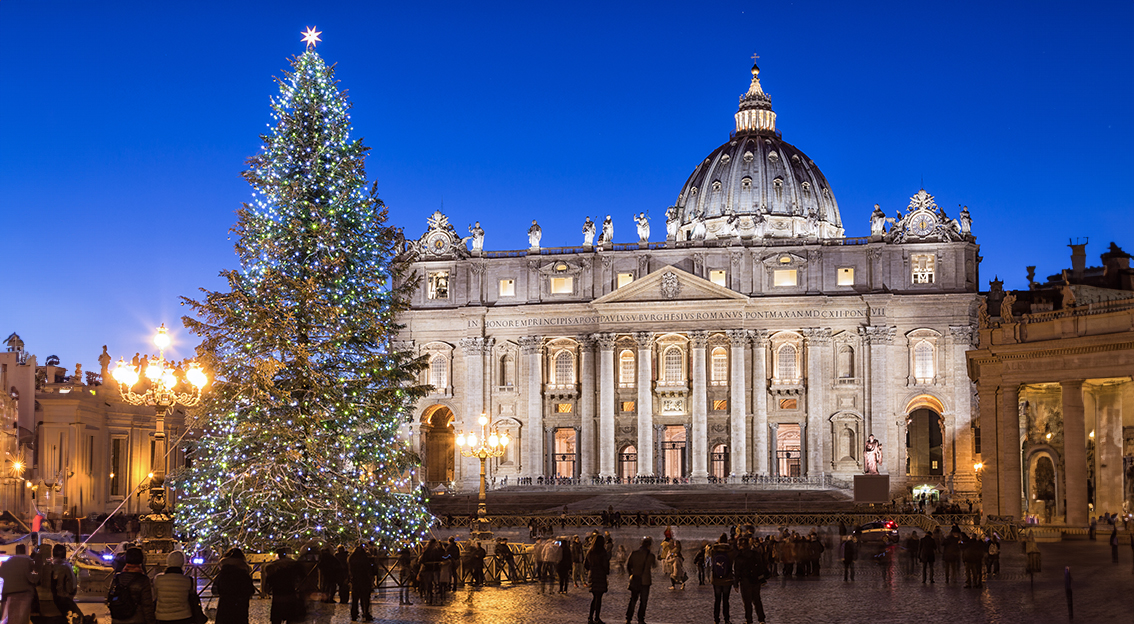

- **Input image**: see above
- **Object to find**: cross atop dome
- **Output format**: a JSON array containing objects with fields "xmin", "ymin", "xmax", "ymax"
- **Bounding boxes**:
[{"xmin": 735, "ymin": 58, "xmax": 775, "ymax": 134}]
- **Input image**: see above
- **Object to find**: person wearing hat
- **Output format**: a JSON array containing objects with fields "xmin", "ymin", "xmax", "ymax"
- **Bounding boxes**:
[
  {"xmin": 263, "ymin": 547, "xmax": 306, "ymax": 624},
  {"xmin": 109, "ymin": 547, "xmax": 156, "ymax": 624},
  {"xmin": 213, "ymin": 549, "xmax": 255, "ymax": 624},
  {"xmin": 153, "ymin": 551, "xmax": 202, "ymax": 624}
]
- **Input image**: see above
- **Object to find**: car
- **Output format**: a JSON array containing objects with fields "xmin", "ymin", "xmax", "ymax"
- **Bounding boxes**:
[{"xmin": 855, "ymin": 520, "xmax": 899, "ymax": 543}]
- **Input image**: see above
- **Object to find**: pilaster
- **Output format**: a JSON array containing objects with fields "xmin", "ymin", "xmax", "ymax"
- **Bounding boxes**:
[
  {"xmin": 690, "ymin": 330, "xmax": 709, "ymax": 479},
  {"xmin": 578, "ymin": 335, "xmax": 596, "ymax": 478},
  {"xmin": 726, "ymin": 329, "xmax": 749, "ymax": 476},
  {"xmin": 751, "ymin": 330, "xmax": 769, "ymax": 475},
  {"xmin": 803, "ymin": 328, "xmax": 831, "ymax": 476},
  {"xmin": 520, "ymin": 335, "xmax": 543, "ymax": 479},
  {"xmin": 595, "ymin": 333, "xmax": 616, "ymax": 478},
  {"xmin": 634, "ymin": 332, "xmax": 655, "ymax": 476}
]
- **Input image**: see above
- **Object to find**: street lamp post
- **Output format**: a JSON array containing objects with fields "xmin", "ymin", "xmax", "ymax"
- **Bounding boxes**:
[
  {"xmin": 111, "ymin": 324, "xmax": 207, "ymax": 550},
  {"xmin": 456, "ymin": 413, "xmax": 509, "ymax": 540}
]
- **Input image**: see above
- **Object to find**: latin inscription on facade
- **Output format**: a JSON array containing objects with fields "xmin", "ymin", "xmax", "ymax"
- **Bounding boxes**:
[{"xmin": 467, "ymin": 307, "xmax": 886, "ymax": 329}]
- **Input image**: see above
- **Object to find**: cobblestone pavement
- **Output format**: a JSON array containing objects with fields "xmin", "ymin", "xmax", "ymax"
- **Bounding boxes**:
[{"xmin": 78, "ymin": 540, "xmax": 1133, "ymax": 624}]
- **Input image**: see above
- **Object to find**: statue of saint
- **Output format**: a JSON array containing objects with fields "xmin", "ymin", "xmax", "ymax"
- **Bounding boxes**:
[
  {"xmin": 467, "ymin": 221, "xmax": 485, "ymax": 252},
  {"xmin": 690, "ymin": 207, "xmax": 707, "ymax": 241},
  {"xmin": 665, "ymin": 206, "xmax": 680, "ymax": 241},
  {"xmin": 600, "ymin": 215, "xmax": 614, "ymax": 245},
  {"xmin": 527, "ymin": 219, "xmax": 542, "ymax": 249},
  {"xmin": 582, "ymin": 217, "xmax": 596, "ymax": 246},
  {"xmin": 958, "ymin": 205, "xmax": 972, "ymax": 235},
  {"xmin": 634, "ymin": 211, "xmax": 650, "ymax": 243},
  {"xmin": 752, "ymin": 207, "xmax": 767, "ymax": 238},
  {"xmin": 870, "ymin": 204, "xmax": 887, "ymax": 236},
  {"xmin": 1000, "ymin": 292, "xmax": 1017, "ymax": 323},
  {"xmin": 99, "ymin": 345, "xmax": 112, "ymax": 381},
  {"xmin": 73, "ymin": 363, "xmax": 83, "ymax": 385},
  {"xmin": 863, "ymin": 434, "xmax": 883, "ymax": 475}
]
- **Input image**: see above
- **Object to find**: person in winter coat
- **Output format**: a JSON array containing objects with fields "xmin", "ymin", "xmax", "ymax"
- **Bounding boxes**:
[
  {"xmin": 624, "ymin": 537, "xmax": 656, "ymax": 624},
  {"xmin": 961, "ymin": 534, "xmax": 987, "ymax": 588},
  {"xmin": 708, "ymin": 537, "xmax": 734, "ymax": 624},
  {"xmin": 584, "ymin": 538, "xmax": 609, "ymax": 624},
  {"xmin": 315, "ymin": 548, "xmax": 340, "ymax": 604},
  {"xmin": 693, "ymin": 544, "xmax": 707, "ymax": 585},
  {"xmin": 919, "ymin": 532, "xmax": 937, "ymax": 583},
  {"xmin": 348, "ymin": 546, "xmax": 375, "ymax": 621},
  {"xmin": 153, "ymin": 551, "xmax": 201, "ymax": 624},
  {"xmin": 35, "ymin": 544, "xmax": 79, "ymax": 624},
  {"xmin": 734, "ymin": 536, "xmax": 769, "ymax": 624},
  {"xmin": 332, "ymin": 546, "xmax": 349, "ymax": 605},
  {"xmin": 263, "ymin": 547, "xmax": 305, "ymax": 624},
  {"xmin": 667, "ymin": 540, "xmax": 686, "ymax": 589},
  {"xmin": 842, "ymin": 535, "xmax": 857, "ymax": 581},
  {"xmin": 941, "ymin": 529, "xmax": 962, "ymax": 584},
  {"xmin": 570, "ymin": 535, "xmax": 586, "ymax": 588},
  {"xmin": 556, "ymin": 539, "xmax": 573, "ymax": 594},
  {"xmin": 108, "ymin": 547, "xmax": 156, "ymax": 624},
  {"xmin": 213, "ymin": 548, "xmax": 255, "ymax": 624}
]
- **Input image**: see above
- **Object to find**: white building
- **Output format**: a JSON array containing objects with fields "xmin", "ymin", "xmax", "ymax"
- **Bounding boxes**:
[{"xmin": 397, "ymin": 62, "xmax": 982, "ymax": 500}]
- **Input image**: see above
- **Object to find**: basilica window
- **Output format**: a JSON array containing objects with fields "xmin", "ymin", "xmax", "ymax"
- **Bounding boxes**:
[
  {"xmin": 661, "ymin": 346, "xmax": 684, "ymax": 384},
  {"xmin": 499, "ymin": 279, "xmax": 515, "ymax": 297},
  {"xmin": 553, "ymin": 350, "xmax": 575, "ymax": 385},
  {"xmin": 710, "ymin": 347, "xmax": 728, "ymax": 385},
  {"xmin": 913, "ymin": 340, "xmax": 935, "ymax": 383},
  {"xmin": 617, "ymin": 272, "xmax": 634, "ymax": 288},
  {"xmin": 912, "ymin": 254, "xmax": 936, "ymax": 284},
  {"xmin": 709, "ymin": 270, "xmax": 727, "ymax": 287},
  {"xmin": 773, "ymin": 269, "xmax": 798, "ymax": 287},
  {"xmin": 619, "ymin": 350, "xmax": 635, "ymax": 387},
  {"xmin": 775, "ymin": 344, "xmax": 799, "ymax": 383},
  {"xmin": 837, "ymin": 267, "xmax": 854, "ymax": 286},
  {"xmin": 429, "ymin": 354, "xmax": 448, "ymax": 391},
  {"xmin": 837, "ymin": 345, "xmax": 855, "ymax": 379},
  {"xmin": 427, "ymin": 271, "xmax": 449, "ymax": 299},
  {"xmin": 551, "ymin": 276, "xmax": 574, "ymax": 294}
]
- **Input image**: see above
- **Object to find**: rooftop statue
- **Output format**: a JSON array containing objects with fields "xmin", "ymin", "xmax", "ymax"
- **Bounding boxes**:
[
  {"xmin": 870, "ymin": 204, "xmax": 887, "ymax": 237},
  {"xmin": 527, "ymin": 220, "xmax": 542, "ymax": 249},
  {"xmin": 467, "ymin": 221, "xmax": 485, "ymax": 253},
  {"xmin": 634, "ymin": 211, "xmax": 650, "ymax": 243},
  {"xmin": 665, "ymin": 206, "xmax": 679, "ymax": 241},
  {"xmin": 599, "ymin": 215, "xmax": 614, "ymax": 245},
  {"xmin": 582, "ymin": 216, "xmax": 596, "ymax": 246}
]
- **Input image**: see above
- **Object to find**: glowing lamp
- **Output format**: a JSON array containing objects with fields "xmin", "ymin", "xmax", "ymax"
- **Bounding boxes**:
[
  {"xmin": 153, "ymin": 324, "xmax": 171, "ymax": 350},
  {"xmin": 500, "ymin": 433, "xmax": 510, "ymax": 447},
  {"xmin": 161, "ymin": 369, "xmax": 177, "ymax": 389},
  {"xmin": 186, "ymin": 364, "xmax": 207, "ymax": 388},
  {"xmin": 145, "ymin": 361, "xmax": 163, "ymax": 381},
  {"xmin": 488, "ymin": 434, "xmax": 499, "ymax": 447},
  {"xmin": 478, "ymin": 414, "xmax": 488, "ymax": 426},
  {"xmin": 467, "ymin": 434, "xmax": 477, "ymax": 448},
  {"xmin": 455, "ymin": 434, "xmax": 466, "ymax": 447},
  {"xmin": 973, "ymin": 462, "xmax": 983, "ymax": 471}
]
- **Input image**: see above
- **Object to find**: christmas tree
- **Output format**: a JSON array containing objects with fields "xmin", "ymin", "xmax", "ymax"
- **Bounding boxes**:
[{"xmin": 178, "ymin": 32, "xmax": 432, "ymax": 550}]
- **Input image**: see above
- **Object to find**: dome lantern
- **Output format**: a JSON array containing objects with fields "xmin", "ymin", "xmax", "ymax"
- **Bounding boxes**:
[{"xmin": 735, "ymin": 62, "xmax": 776, "ymax": 135}]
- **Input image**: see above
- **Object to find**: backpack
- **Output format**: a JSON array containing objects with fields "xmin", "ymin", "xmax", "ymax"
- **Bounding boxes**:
[
  {"xmin": 710, "ymin": 550, "xmax": 731, "ymax": 580},
  {"xmin": 107, "ymin": 574, "xmax": 138, "ymax": 619}
]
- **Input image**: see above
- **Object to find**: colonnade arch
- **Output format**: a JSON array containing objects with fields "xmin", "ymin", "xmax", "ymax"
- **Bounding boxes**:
[{"xmin": 420, "ymin": 404, "xmax": 455, "ymax": 486}]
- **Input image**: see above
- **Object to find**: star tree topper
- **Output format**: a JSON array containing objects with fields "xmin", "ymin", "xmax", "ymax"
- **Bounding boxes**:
[{"xmin": 301, "ymin": 26, "xmax": 322, "ymax": 50}]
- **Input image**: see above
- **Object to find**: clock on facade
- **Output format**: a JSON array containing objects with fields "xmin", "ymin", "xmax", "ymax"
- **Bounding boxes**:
[{"xmin": 910, "ymin": 212, "xmax": 935, "ymax": 237}]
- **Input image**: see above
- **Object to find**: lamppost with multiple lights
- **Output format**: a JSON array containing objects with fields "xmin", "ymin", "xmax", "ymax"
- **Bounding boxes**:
[
  {"xmin": 111, "ymin": 324, "xmax": 207, "ymax": 550},
  {"xmin": 456, "ymin": 413, "xmax": 509, "ymax": 540}
]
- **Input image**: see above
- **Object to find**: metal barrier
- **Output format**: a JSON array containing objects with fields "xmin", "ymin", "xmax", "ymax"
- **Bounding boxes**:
[{"xmin": 438, "ymin": 512, "xmax": 982, "ymax": 532}]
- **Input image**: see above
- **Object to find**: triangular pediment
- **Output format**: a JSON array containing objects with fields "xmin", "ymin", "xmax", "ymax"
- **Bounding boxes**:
[{"xmin": 592, "ymin": 265, "xmax": 748, "ymax": 305}]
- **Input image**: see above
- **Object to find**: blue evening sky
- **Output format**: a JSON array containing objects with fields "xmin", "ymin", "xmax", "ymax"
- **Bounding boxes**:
[{"xmin": 1, "ymin": 1, "xmax": 1131, "ymax": 371}]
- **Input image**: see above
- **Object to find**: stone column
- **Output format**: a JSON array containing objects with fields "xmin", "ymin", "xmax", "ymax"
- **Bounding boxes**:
[
  {"xmin": 949, "ymin": 327, "xmax": 977, "ymax": 491},
  {"xmin": 634, "ymin": 332, "xmax": 655, "ymax": 476},
  {"xmin": 751, "ymin": 330, "xmax": 769, "ymax": 475},
  {"xmin": 595, "ymin": 333, "xmax": 617, "ymax": 478},
  {"xmin": 690, "ymin": 330, "xmax": 709, "ymax": 480},
  {"xmin": 520, "ymin": 336, "xmax": 543, "ymax": 479},
  {"xmin": 977, "ymin": 382, "xmax": 1000, "ymax": 515},
  {"xmin": 459, "ymin": 337, "xmax": 491, "ymax": 486},
  {"xmin": 997, "ymin": 383, "xmax": 1022, "ymax": 520},
  {"xmin": 803, "ymin": 328, "xmax": 831, "ymax": 476},
  {"xmin": 1061, "ymin": 380, "xmax": 1088, "ymax": 526},
  {"xmin": 861, "ymin": 325, "xmax": 896, "ymax": 474},
  {"xmin": 726, "ymin": 329, "xmax": 749, "ymax": 476},
  {"xmin": 578, "ymin": 336, "xmax": 596, "ymax": 479},
  {"xmin": 1094, "ymin": 384, "xmax": 1125, "ymax": 516},
  {"xmin": 769, "ymin": 422, "xmax": 779, "ymax": 476}
]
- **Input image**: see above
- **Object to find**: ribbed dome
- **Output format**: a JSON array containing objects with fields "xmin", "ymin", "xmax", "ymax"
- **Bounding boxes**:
[{"xmin": 673, "ymin": 63, "xmax": 844, "ymax": 241}]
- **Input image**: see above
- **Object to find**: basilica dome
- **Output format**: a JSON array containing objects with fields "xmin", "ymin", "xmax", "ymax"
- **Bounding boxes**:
[{"xmin": 674, "ymin": 63, "xmax": 844, "ymax": 241}]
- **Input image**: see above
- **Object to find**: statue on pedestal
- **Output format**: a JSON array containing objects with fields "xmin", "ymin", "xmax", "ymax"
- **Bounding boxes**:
[
  {"xmin": 599, "ymin": 215, "xmax": 614, "ymax": 245},
  {"xmin": 690, "ymin": 208, "xmax": 707, "ymax": 241},
  {"xmin": 665, "ymin": 206, "xmax": 680, "ymax": 241},
  {"xmin": 870, "ymin": 204, "xmax": 887, "ymax": 237},
  {"xmin": 467, "ymin": 221, "xmax": 485, "ymax": 253},
  {"xmin": 958, "ymin": 205, "xmax": 972, "ymax": 235}
]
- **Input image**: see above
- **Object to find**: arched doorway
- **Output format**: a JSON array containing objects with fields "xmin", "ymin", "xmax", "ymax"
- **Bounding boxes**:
[
  {"xmin": 906, "ymin": 408, "xmax": 944, "ymax": 476},
  {"xmin": 711, "ymin": 443, "xmax": 729, "ymax": 480},
  {"xmin": 618, "ymin": 445, "xmax": 637, "ymax": 481},
  {"xmin": 422, "ymin": 406, "xmax": 455, "ymax": 485},
  {"xmin": 1026, "ymin": 449, "xmax": 1061, "ymax": 524},
  {"xmin": 776, "ymin": 424, "xmax": 801, "ymax": 477}
]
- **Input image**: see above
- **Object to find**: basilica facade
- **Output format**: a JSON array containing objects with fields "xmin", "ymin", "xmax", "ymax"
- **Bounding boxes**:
[{"xmin": 397, "ymin": 62, "xmax": 983, "ymax": 500}]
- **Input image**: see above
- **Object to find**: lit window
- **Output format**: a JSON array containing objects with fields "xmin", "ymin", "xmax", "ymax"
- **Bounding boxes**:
[
  {"xmin": 713, "ymin": 399, "xmax": 728, "ymax": 411},
  {"xmin": 837, "ymin": 267, "xmax": 854, "ymax": 286},
  {"xmin": 914, "ymin": 341, "xmax": 935, "ymax": 383},
  {"xmin": 779, "ymin": 398, "xmax": 798, "ymax": 410},
  {"xmin": 617, "ymin": 272, "xmax": 634, "ymax": 288},
  {"xmin": 663, "ymin": 347, "xmax": 683, "ymax": 383},
  {"xmin": 619, "ymin": 350, "xmax": 635, "ymax": 386},
  {"xmin": 430, "ymin": 355, "xmax": 447, "ymax": 390},
  {"xmin": 711, "ymin": 347, "xmax": 728, "ymax": 385},
  {"xmin": 710, "ymin": 270, "xmax": 727, "ymax": 286},
  {"xmin": 776, "ymin": 345, "xmax": 798, "ymax": 381},
  {"xmin": 774, "ymin": 269, "xmax": 798, "ymax": 287},
  {"xmin": 621, "ymin": 401, "xmax": 636, "ymax": 412},
  {"xmin": 499, "ymin": 279, "xmax": 515, "ymax": 296},
  {"xmin": 427, "ymin": 271, "xmax": 449, "ymax": 299},
  {"xmin": 554, "ymin": 351, "xmax": 575, "ymax": 385},
  {"xmin": 912, "ymin": 254, "xmax": 936, "ymax": 284},
  {"xmin": 556, "ymin": 403, "xmax": 573, "ymax": 413},
  {"xmin": 551, "ymin": 277, "xmax": 574, "ymax": 294}
]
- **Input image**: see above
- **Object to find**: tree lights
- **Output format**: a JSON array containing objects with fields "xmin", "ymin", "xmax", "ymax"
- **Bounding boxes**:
[{"xmin": 178, "ymin": 33, "xmax": 431, "ymax": 550}]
